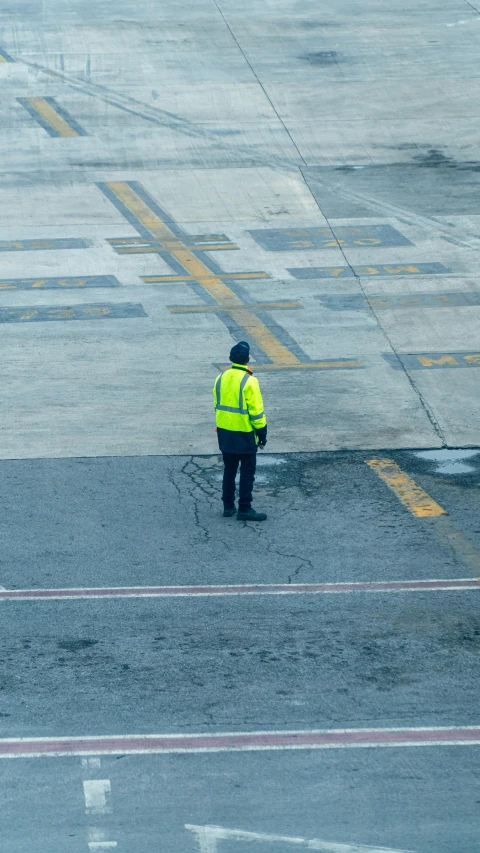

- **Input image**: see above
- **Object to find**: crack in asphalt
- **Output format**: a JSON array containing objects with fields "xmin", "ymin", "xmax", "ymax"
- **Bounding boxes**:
[{"xmin": 179, "ymin": 456, "xmax": 217, "ymax": 542}]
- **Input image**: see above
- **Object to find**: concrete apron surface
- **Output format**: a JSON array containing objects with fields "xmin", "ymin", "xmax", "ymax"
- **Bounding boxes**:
[{"xmin": 1, "ymin": 0, "xmax": 480, "ymax": 456}]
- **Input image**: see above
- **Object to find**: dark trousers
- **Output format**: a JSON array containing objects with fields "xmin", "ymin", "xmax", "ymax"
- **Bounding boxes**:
[{"xmin": 222, "ymin": 452, "xmax": 256, "ymax": 512}]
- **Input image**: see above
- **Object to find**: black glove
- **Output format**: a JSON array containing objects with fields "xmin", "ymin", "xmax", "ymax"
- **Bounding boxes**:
[{"xmin": 256, "ymin": 428, "xmax": 267, "ymax": 448}]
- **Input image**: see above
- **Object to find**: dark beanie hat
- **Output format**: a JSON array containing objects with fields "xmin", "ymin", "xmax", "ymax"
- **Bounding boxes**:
[{"xmin": 229, "ymin": 340, "xmax": 250, "ymax": 363}]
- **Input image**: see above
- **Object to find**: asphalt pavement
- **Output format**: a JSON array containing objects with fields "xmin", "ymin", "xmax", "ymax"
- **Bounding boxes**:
[{"xmin": 1, "ymin": 450, "xmax": 480, "ymax": 851}]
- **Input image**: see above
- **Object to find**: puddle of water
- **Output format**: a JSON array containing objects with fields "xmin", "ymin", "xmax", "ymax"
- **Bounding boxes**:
[{"xmin": 414, "ymin": 449, "xmax": 480, "ymax": 474}]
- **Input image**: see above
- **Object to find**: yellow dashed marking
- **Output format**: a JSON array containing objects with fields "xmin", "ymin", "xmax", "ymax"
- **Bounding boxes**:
[
  {"xmin": 24, "ymin": 98, "xmax": 81, "ymax": 137},
  {"xmin": 366, "ymin": 459, "xmax": 447, "ymax": 517},
  {"xmin": 169, "ymin": 301, "xmax": 302, "ymax": 313}
]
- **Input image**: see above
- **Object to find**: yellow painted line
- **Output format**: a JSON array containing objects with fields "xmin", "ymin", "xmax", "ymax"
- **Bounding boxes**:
[
  {"xmin": 115, "ymin": 246, "xmax": 167, "ymax": 254},
  {"xmin": 106, "ymin": 182, "xmax": 300, "ymax": 366},
  {"xmin": 0, "ymin": 55, "xmax": 7, "ymax": 64},
  {"xmin": 169, "ymin": 302, "xmax": 302, "ymax": 313},
  {"xmin": 142, "ymin": 273, "xmax": 269, "ymax": 283},
  {"xmin": 25, "ymin": 98, "xmax": 80, "ymax": 137},
  {"xmin": 116, "ymin": 244, "xmax": 239, "ymax": 254},
  {"xmin": 219, "ymin": 360, "xmax": 364, "ymax": 372},
  {"xmin": 366, "ymin": 459, "xmax": 447, "ymax": 517},
  {"xmin": 185, "ymin": 244, "xmax": 239, "ymax": 251}
]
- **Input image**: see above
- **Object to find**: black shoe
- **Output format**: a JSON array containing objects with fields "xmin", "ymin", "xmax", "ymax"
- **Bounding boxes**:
[
  {"xmin": 223, "ymin": 506, "xmax": 236, "ymax": 517},
  {"xmin": 237, "ymin": 508, "xmax": 267, "ymax": 521}
]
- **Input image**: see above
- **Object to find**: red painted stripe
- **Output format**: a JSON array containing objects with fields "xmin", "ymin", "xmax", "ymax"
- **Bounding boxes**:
[
  {"xmin": 0, "ymin": 579, "xmax": 478, "ymax": 600},
  {"xmin": 1, "ymin": 727, "xmax": 480, "ymax": 758}
]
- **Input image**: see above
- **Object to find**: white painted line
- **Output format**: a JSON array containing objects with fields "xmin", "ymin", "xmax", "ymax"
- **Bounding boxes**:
[
  {"xmin": 185, "ymin": 824, "xmax": 410, "ymax": 853},
  {"xmin": 0, "ymin": 577, "xmax": 478, "ymax": 601},
  {"xmin": 88, "ymin": 828, "xmax": 117, "ymax": 849},
  {"xmin": 86, "ymin": 800, "xmax": 117, "ymax": 849},
  {"xmin": 83, "ymin": 779, "xmax": 112, "ymax": 815},
  {"xmin": 2, "ymin": 725, "xmax": 480, "ymax": 759},
  {"xmin": 82, "ymin": 757, "xmax": 101, "ymax": 770}
]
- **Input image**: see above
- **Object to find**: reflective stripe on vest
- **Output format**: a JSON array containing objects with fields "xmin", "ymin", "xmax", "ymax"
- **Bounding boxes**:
[{"xmin": 215, "ymin": 373, "xmax": 249, "ymax": 415}]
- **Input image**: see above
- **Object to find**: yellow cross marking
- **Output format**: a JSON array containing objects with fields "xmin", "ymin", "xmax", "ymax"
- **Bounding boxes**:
[
  {"xmin": 25, "ymin": 98, "xmax": 80, "ymax": 137},
  {"xmin": 114, "ymin": 243, "xmax": 239, "ymax": 254},
  {"xmin": 169, "ymin": 301, "xmax": 302, "ymax": 313},
  {"xmin": 105, "ymin": 182, "xmax": 301, "ymax": 366},
  {"xmin": 366, "ymin": 459, "xmax": 447, "ymax": 517},
  {"xmin": 241, "ymin": 360, "xmax": 364, "ymax": 371},
  {"xmin": 142, "ymin": 273, "xmax": 269, "ymax": 283}
]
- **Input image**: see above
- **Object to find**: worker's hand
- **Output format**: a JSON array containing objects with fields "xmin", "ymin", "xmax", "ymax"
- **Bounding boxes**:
[{"xmin": 256, "ymin": 429, "xmax": 267, "ymax": 449}]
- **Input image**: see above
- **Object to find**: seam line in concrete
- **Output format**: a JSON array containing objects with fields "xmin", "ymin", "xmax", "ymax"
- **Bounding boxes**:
[
  {"xmin": 211, "ymin": 0, "xmax": 309, "ymax": 167},
  {"xmin": 298, "ymin": 167, "xmax": 447, "ymax": 446}
]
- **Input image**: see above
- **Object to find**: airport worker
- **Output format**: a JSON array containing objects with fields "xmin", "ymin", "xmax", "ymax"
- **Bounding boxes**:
[{"xmin": 213, "ymin": 341, "xmax": 268, "ymax": 521}]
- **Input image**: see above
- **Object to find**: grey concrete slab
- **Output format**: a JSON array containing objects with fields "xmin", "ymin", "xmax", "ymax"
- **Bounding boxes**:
[{"xmin": 0, "ymin": 0, "xmax": 479, "ymax": 457}]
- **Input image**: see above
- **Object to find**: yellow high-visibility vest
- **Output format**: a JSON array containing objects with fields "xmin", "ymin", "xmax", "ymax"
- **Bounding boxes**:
[{"xmin": 213, "ymin": 364, "xmax": 267, "ymax": 452}]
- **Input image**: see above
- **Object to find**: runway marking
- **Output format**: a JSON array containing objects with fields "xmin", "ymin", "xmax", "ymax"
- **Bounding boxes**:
[
  {"xmin": 250, "ymin": 225, "xmax": 412, "ymax": 251},
  {"xmin": 98, "ymin": 181, "xmax": 363, "ymax": 372},
  {"xmin": 186, "ymin": 824, "xmax": 410, "ymax": 853},
  {"xmin": 0, "ymin": 303, "xmax": 147, "ymax": 324},
  {"xmin": 0, "ymin": 276, "xmax": 121, "ymax": 291},
  {"xmin": 142, "ymin": 272, "xmax": 270, "ymax": 284},
  {"xmin": 108, "ymin": 234, "xmax": 239, "ymax": 253},
  {"xmin": 0, "ymin": 238, "xmax": 90, "ymax": 252},
  {"xmin": 0, "ymin": 47, "xmax": 15, "ymax": 62},
  {"xmin": 169, "ymin": 301, "xmax": 302, "ymax": 314},
  {"xmin": 82, "ymin": 757, "xmax": 101, "ymax": 769},
  {"xmin": 384, "ymin": 351, "xmax": 480, "ymax": 370},
  {"xmin": 291, "ymin": 263, "xmax": 452, "ymax": 279},
  {"xmin": 88, "ymin": 828, "xmax": 117, "ymax": 850},
  {"xmin": 18, "ymin": 97, "xmax": 87, "ymax": 137},
  {"xmin": 228, "ymin": 359, "xmax": 364, "ymax": 372},
  {"xmin": 366, "ymin": 460, "xmax": 447, "ymax": 517},
  {"xmin": 1, "ymin": 726, "xmax": 480, "ymax": 758},
  {"xmin": 316, "ymin": 291, "xmax": 477, "ymax": 312},
  {"xmin": 83, "ymin": 780, "xmax": 112, "ymax": 815},
  {"xmin": 0, "ymin": 578, "xmax": 478, "ymax": 601}
]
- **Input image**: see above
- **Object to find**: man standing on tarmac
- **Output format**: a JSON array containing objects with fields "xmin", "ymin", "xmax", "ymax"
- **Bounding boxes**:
[{"xmin": 213, "ymin": 341, "xmax": 268, "ymax": 521}]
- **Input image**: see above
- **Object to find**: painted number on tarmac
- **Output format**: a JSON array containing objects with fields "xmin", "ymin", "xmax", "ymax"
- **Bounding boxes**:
[
  {"xmin": 316, "ymin": 290, "xmax": 478, "ymax": 311},
  {"xmin": 0, "ymin": 303, "xmax": 147, "ymax": 323},
  {"xmin": 290, "ymin": 263, "xmax": 452, "ymax": 279},
  {"xmin": 0, "ymin": 238, "xmax": 91, "ymax": 252},
  {"xmin": 250, "ymin": 225, "xmax": 413, "ymax": 251},
  {"xmin": 0, "ymin": 276, "xmax": 121, "ymax": 290},
  {"xmin": 384, "ymin": 351, "xmax": 480, "ymax": 370}
]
